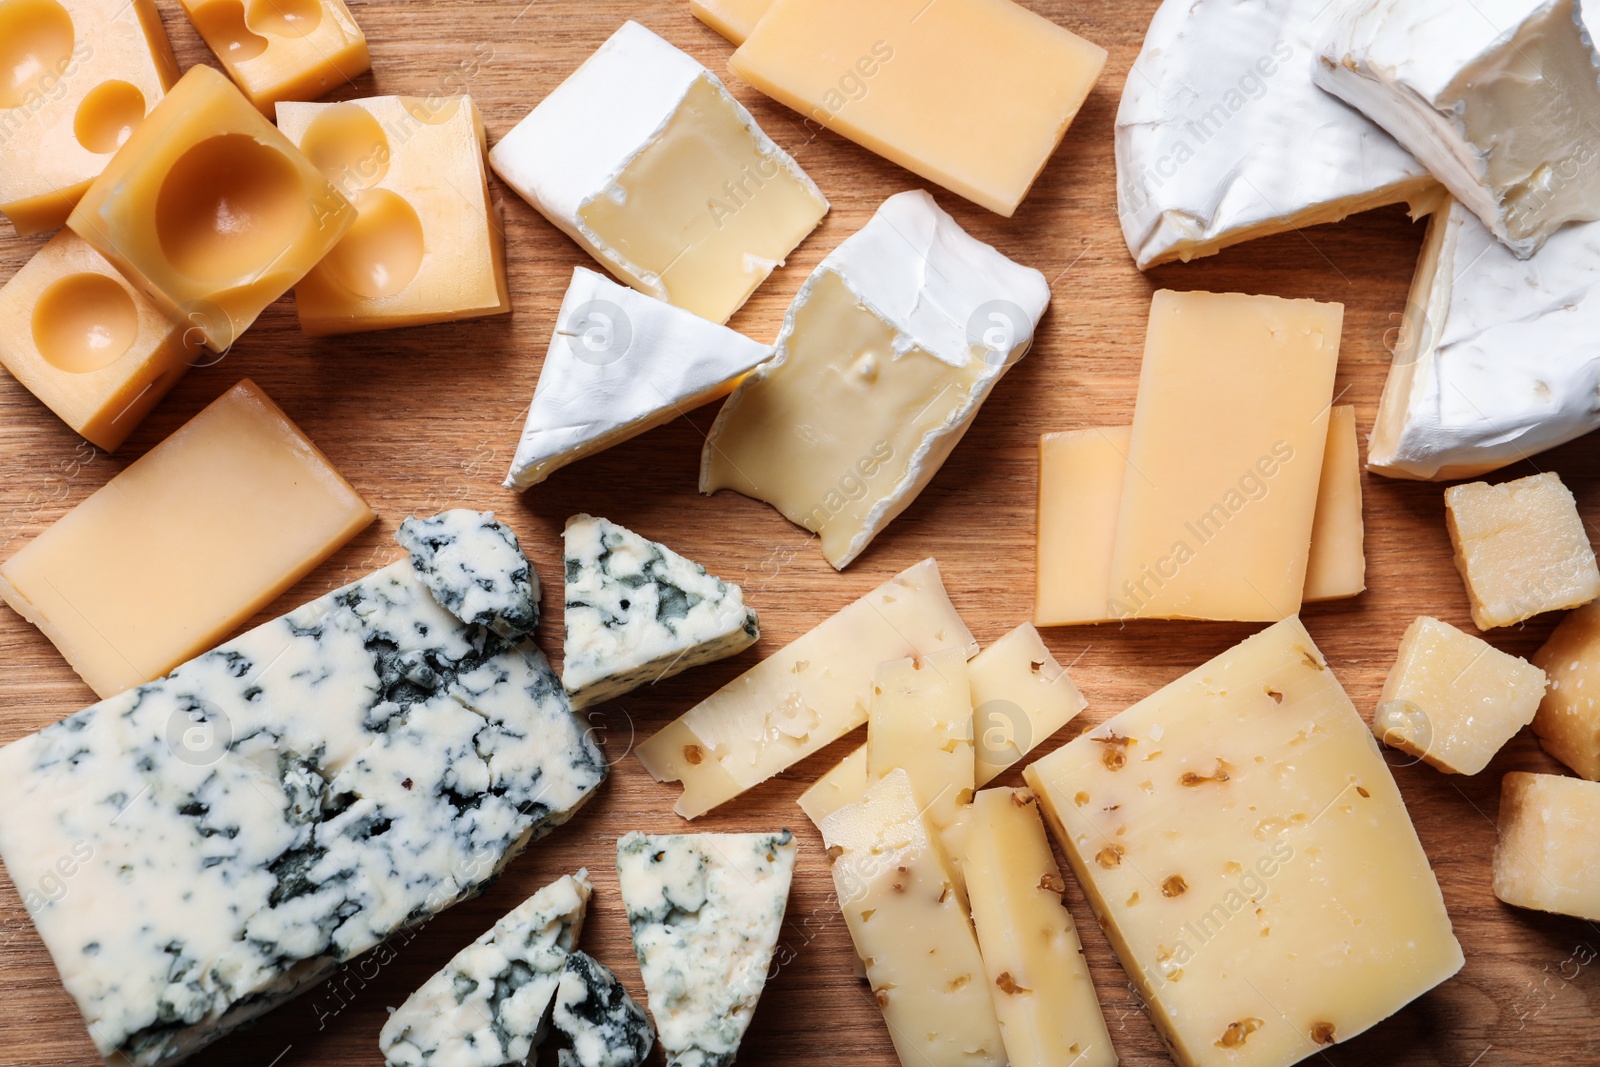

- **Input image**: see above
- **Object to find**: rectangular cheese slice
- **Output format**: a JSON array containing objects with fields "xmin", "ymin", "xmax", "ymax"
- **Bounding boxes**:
[
  {"xmin": 1035, "ymin": 427, "xmax": 1129, "ymax": 627},
  {"xmin": 1532, "ymin": 600, "xmax": 1600, "ymax": 779},
  {"xmin": 960, "ymin": 788, "xmax": 1113, "ymax": 1067},
  {"xmin": 636, "ymin": 558, "xmax": 976, "ymax": 818},
  {"xmin": 1025, "ymin": 617, "xmax": 1463, "ymax": 1067},
  {"xmin": 1109, "ymin": 291, "xmax": 1341, "ymax": 621},
  {"xmin": 730, "ymin": 0, "xmax": 1106, "ymax": 216},
  {"xmin": 969, "ymin": 623, "xmax": 1086, "ymax": 785},
  {"xmin": 822, "ymin": 769, "xmax": 1006, "ymax": 1067},
  {"xmin": 796, "ymin": 743, "xmax": 868, "ymax": 829},
  {"xmin": 1303, "ymin": 405, "xmax": 1366, "ymax": 602},
  {"xmin": 867, "ymin": 649, "xmax": 974, "ymax": 835},
  {"xmin": 0, "ymin": 380, "xmax": 374, "ymax": 698},
  {"xmin": 690, "ymin": 0, "xmax": 773, "ymax": 44},
  {"xmin": 1493, "ymin": 771, "xmax": 1600, "ymax": 920}
]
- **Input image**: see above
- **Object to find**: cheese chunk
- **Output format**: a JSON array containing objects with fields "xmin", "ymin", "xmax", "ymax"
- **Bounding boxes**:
[
  {"xmin": 1035, "ymin": 427, "xmax": 1130, "ymax": 627},
  {"xmin": 0, "ymin": 379, "xmax": 374, "ymax": 698},
  {"xmin": 396, "ymin": 509, "xmax": 541, "ymax": 639},
  {"xmin": 1493, "ymin": 772, "xmax": 1600, "ymax": 920},
  {"xmin": 178, "ymin": 0, "xmax": 368, "ymax": 118},
  {"xmin": 280, "ymin": 95, "xmax": 510, "ymax": 335},
  {"xmin": 1117, "ymin": 0, "xmax": 1432, "ymax": 269},
  {"xmin": 867, "ymin": 649, "xmax": 974, "ymax": 835},
  {"xmin": 1532, "ymin": 601, "xmax": 1600, "ymax": 779},
  {"xmin": 0, "ymin": 541, "xmax": 607, "ymax": 1066},
  {"xmin": 636, "ymin": 558, "xmax": 976, "ymax": 818},
  {"xmin": 1373, "ymin": 616, "xmax": 1546, "ymax": 775},
  {"xmin": 1303, "ymin": 406, "xmax": 1366, "ymax": 602},
  {"xmin": 68, "ymin": 65, "xmax": 356, "ymax": 352},
  {"xmin": 506, "ymin": 267, "xmax": 771, "ymax": 490},
  {"xmin": 553, "ymin": 952, "xmax": 655, "ymax": 1067},
  {"xmin": 1445, "ymin": 471, "xmax": 1600, "ymax": 629},
  {"xmin": 0, "ymin": 230, "xmax": 190, "ymax": 451},
  {"xmin": 822, "ymin": 769, "xmax": 1006, "ymax": 1067},
  {"xmin": 702, "ymin": 190, "xmax": 1050, "ymax": 569},
  {"xmin": 969, "ymin": 623, "xmax": 1087, "ymax": 786},
  {"xmin": 796, "ymin": 744, "xmax": 868, "ymax": 829},
  {"xmin": 1316, "ymin": 0, "xmax": 1600, "ymax": 258},
  {"xmin": 490, "ymin": 22, "xmax": 826, "ymax": 325},
  {"xmin": 0, "ymin": 0, "xmax": 179, "ymax": 235},
  {"xmin": 562, "ymin": 513, "xmax": 759, "ymax": 710},
  {"xmin": 1370, "ymin": 196, "xmax": 1600, "ymax": 480},
  {"xmin": 380, "ymin": 872, "xmax": 593, "ymax": 1067},
  {"xmin": 1025, "ymin": 617, "xmax": 1463, "ymax": 1067},
  {"xmin": 616, "ymin": 831, "xmax": 797, "ymax": 1067},
  {"xmin": 690, "ymin": 0, "xmax": 772, "ymax": 44},
  {"xmin": 730, "ymin": 0, "xmax": 1106, "ymax": 217},
  {"xmin": 1109, "ymin": 291, "xmax": 1341, "ymax": 622},
  {"xmin": 961, "ymin": 788, "xmax": 1113, "ymax": 1067}
]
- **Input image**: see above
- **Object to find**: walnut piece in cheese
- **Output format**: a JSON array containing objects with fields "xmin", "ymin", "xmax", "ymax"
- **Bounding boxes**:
[
  {"xmin": 397, "ymin": 509, "xmax": 541, "ymax": 638},
  {"xmin": 553, "ymin": 952, "xmax": 655, "ymax": 1067}
]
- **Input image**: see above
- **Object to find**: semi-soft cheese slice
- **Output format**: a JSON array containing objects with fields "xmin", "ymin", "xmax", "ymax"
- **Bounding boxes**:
[
  {"xmin": 1303, "ymin": 406, "xmax": 1367, "ymax": 603},
  {"xmin": 507, "ymin": 267, "xmax": 771, "ymax": 490},
  {"xmin": 730, "ymin": 0, "xmax": 1106, "ymax": 217},
  {"xmin": 1117, "ymin": 0, "xmax": 1432, "ymax": 269},
  {"xmin": 867, "ymin": 649, "xmax": 975, "ymax": 836},
  {"xmin": 1108, "ymin": 291, "xmax": 1341, "ymax": 622},
  {"xmin": 796, "ymin": 744, "xmax": 868, "ymax": 829},
  {"xmin": 969, "ymin": 623, "xmax": 1086, "ymax": 786},
  {"xmin": 690, "ymin": 0, "xmax": 772, "ymax": 43},
  {"xmin": 0, "ymin": 379, "xmax": 374, "ymax": 698},
  {"xmin": 1493, "ymin": 772, "xmax": 1600, "ymax": 920},
  {"xmin": 1532, "ymin": 601, "xmax": 1600, "ymax": 779},
  {"xmin": 821, "ymin": 769, "xmax": 1006, "ymax": 1067},
  {"xmin": 1025, "ymin": 617, "xmax": 1463, "ymax": 1067},
  {"xmin": 636, "ymin": 558, "xmax": 976, "ymax": 818},
  {"xmin": 702, "ymin": 190, "xmax": 1050, "ymax": 570},
  {"xmin": 616, "ymin": 831, "xmax": 797, "ymax": 1067},
  {"xmin": 489, "ymin": 21, "xmax": 827, "ymax": 325},
  {"xmin": 960, "ymin": 788, "xmax": 1114, "ymax": 1067}
]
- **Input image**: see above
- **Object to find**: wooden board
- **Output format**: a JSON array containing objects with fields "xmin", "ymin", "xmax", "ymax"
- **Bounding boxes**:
[{"xmin": 2, "ymin": 1, "xmax": 1597, "ymax": 1064}]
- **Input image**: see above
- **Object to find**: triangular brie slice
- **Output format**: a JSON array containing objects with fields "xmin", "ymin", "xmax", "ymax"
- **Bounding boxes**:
[
  {"xmin": 505, "ymin": 267, "xmax": 772, "ymax": 490},
  {"xmin": 616, "ymin": 831, "xmax": 798, "ymax": 1067},
  {"xmin": 562, "ymin": 514, "xmax": 759, "ymax": 709}
]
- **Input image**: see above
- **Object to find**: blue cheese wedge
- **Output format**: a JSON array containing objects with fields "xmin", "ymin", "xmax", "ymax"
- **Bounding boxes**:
[
  {"xmin": 562, "ymin": 514, "xmax": 759, "ymax": 710},
  {"xmin": 0, "ymin": 524, "xmax": 606, "ymax": 1067},
  {"xmin": 380, "ymin": 871, "xmax": 594, "ymax": 1067},
  {"xmin": 553, "ymin": 951, "xmax": 655, "ymax": 1067},
  {"xmin": 616, "ymin": 831, "xmax": 798, "ymax": 1067},
  {"xmin": 397, "ymin": 509, "xmax": 541, "ymax": 637}
]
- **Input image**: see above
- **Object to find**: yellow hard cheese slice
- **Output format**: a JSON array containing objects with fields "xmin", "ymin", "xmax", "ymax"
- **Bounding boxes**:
[{"xmin": 867, "ymin": 648, "xmax": 974, "ymax": 835}]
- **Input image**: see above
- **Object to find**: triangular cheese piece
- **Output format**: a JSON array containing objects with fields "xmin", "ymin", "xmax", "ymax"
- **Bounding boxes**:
[
  {"xmin": 616, "ymin": 831, "xmax": 798, "ymax": 1067},
  {"xmin": 553, "ymin": 951, "xmax": 655, "ymax": 1067},
  {"xmin": 562, "ymin": 514, "xmax": 759, "ymax": 709},
  {"xmin": 505, "ymin": 267, "xmax": 772, "ymax": 490}
]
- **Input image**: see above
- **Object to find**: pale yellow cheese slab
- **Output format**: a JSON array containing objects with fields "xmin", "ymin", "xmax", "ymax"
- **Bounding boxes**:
[
  {"xmin": 867, "ymin": 648, "xmax": 974, "ymax": 835},
  {"xmin": 796, "ymin": 743, "xmax": 867, "ymax": 830},
  {"xmin": 969, "ymin": 623, "xmax": 1086, "ymax": 785},
  {"xmin": 690, "ymin": 0, "xmax": 772, "ymax": 44},
  {"xmin": 0, "ymin": 380, "xmax": 375, "ymax": 698},
  {"xmin": 1303, "ymin": 405, "xmax": 1366, "ymax": 603}
]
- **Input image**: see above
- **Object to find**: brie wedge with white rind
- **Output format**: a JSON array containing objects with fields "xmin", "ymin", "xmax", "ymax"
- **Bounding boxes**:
[
  {"xmin": 488, "ymin": 21, "xmax": 827, "ymax": 325},
  {"xmin": 1371, "ymin": 196, "xmax": 1600, "ymax": 480},
  {"xmin": 1316, "ymin": 0, "xmax": 1600, "ymax": 258},
  {"xmin": 505, "ymin": 268, "xmax": 772, "ymax": 490},
  {"xmin": 1118, "ymin": 0, "xmax": 1433, "ymax": 269},
  {"xmin": 701, "ymin": 189, "xmax": 1050, "ymax": 570}
]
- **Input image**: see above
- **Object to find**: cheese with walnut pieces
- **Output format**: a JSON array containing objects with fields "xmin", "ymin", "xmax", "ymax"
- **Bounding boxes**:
[
  {"xmin": 397, "ymin": 509, "xmax": 542, "ymax": 638},
  {"xmin": 553, "ymin": 951, "xmax": 655, "ymax": 1067},
  {"xmin": 616, "ymin": 831, "xmax": 797, "ymax": 1067}
]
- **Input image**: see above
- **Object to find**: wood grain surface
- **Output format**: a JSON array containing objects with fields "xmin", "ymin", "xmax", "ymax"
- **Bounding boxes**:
[{"xmin": 3, "ymin": 1, "xmax": 1599, "ymax": 1064}]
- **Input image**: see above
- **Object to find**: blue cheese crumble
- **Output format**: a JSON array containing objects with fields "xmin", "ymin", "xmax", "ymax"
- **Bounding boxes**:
[
  {"xmin": 398, "ymin": 509, "xmax": 542, "ymax": 638},
  {"xmin": 553, "ymin": 951, "xmax": 655, "ymax": 1067}
]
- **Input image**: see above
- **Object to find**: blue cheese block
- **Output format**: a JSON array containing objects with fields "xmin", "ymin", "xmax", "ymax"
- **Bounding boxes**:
[
  {"xmin": 380, "ymin": 871, "xmax": 594, "ymax": 1067},
  {"xmin": 398, "ymin": 509, "xmax": 542, "ymax": 638},
  {"xmin": 553, "ymin": 951, "xmax": 655, "ymax": 1067},
  {"xmin": 562, "ymin": 514, "xmax": 759, "ymax": 710},
  {"xmin": 616, "ymin": 831, "xmax": 797, "ymax": 1067},
  {"xmin": 0, "ymin": 559, "xmax": 606, "ymax": 1067}
]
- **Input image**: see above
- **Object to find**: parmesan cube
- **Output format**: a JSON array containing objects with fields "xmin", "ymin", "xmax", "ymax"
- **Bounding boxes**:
[
  {"xmin": 1493, "ymin": 772, "xmax": 1600, "ymax": 921},
  {"xmin": 1532, "ymin": 601, "xmax": 1600, "ymax": 780}
]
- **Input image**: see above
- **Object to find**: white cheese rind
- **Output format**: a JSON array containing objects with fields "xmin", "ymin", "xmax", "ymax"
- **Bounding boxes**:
[
  {"xmin": 616, "ymin": 831, "xmax": 797, "ymax": 1067},
  {"xmin": 562, "ymin": 514, "xmax": 759, "ymax": 710},
  {"xmin": 505, "ymin": 268, "xmax": 772, "ymax": 490},
  {"xmin": 1117, "ymin": 0, "xmax": 1431, "ymax": 269},
  {"xmin": 553, "ymin": 951, "xmax": 656, "ymax": 1067},
  {"xmin": 380, "ymin": 871, "xmax": 594, "ymax": 1067},
  {"xmin": 397, "ymin": 509, "xmax": 542, "ymax": 638},
  {"xmin": 0, "ymin": 555, "xmax": 606, "ymax": 1067},
  {"xmin": 1370, "ymin": 197, "xmax": 1600, "ymax": 480}
]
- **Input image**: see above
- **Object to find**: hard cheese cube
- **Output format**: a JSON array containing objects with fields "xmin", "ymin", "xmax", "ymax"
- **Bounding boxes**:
[
  {"xmin": 1445, "ymin": 471, "xmax": 1600, "ymax": 629},
  {"xmin": 279, "ymin": 96, "xmax": 510, "ymax": 335},
  {"xmin": 179, "ymin": 0, "xmax": 369, "ymax": 117},
  {"xmin": 0, "ymin": 230, "xmax": 190, "ymax": 451},
  {"xmin": 489, "ymin": 21, "xmax": 827, "ymax": 325},
  {"xmin": 730, "ymin": 0, "xmax": 1106, "ymax": 217},
  {"xmin": 1025, "ymin": 617, "xmax": 1463, "ymax": 1067},
  {"xmin": 0, "ymin": 380, "xmax": 374, "ymax": 698},
  {"xmin": 969, "ymin": 622, "xmax": 1086, "ymax": 785},
  {"xmin": 1373, "ymin": 617, "xmax": 1546, "ymax": 775},
  {"xmin": 0, "ymin": 0, "xmax": 179, "ymax": 235},
  {"xmin": 1531, "ymin": 600, "xmax": 1600, "ymax": 779},
  {"xmin": 1493, "ymin": 772, "xmax": 1600, "ymax": 921},
  {"xmin": 68, "ymin": 65, "xmax": 356, "ymax": 353},
  {"xmin": 867, "ymin": 648, "xmax": 974, "ymax": 835}
]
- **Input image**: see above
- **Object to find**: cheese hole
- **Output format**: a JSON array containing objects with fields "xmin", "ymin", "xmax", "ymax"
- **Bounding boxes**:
[
  {"xmin": 189, "ymin": 0, "xmax": 267, "ymax": 62},
  {"xmin": 318, "ymin": 190, "xmax": 425, "ymax": 299},
  {"xmin": 157, "ymin": 134, "xmax": 303, "ymax": 284},
  {"xmin": 299, "ymin": 103, "xmax": 390, "ymax": 193},
  {"xmin": 247, "ymin": 0, "xmax": 322, "ymax": 36},
  {"xmin": 0, "ymin": 0, "xmax": 75, "ymax": 110},
  {"xmin": 74, "ymin": 80, "xmax": 146, "ymax": 154},
  {"xmin": 32, "ymin": 273, "xmax": 139, "ymax": 373}
]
